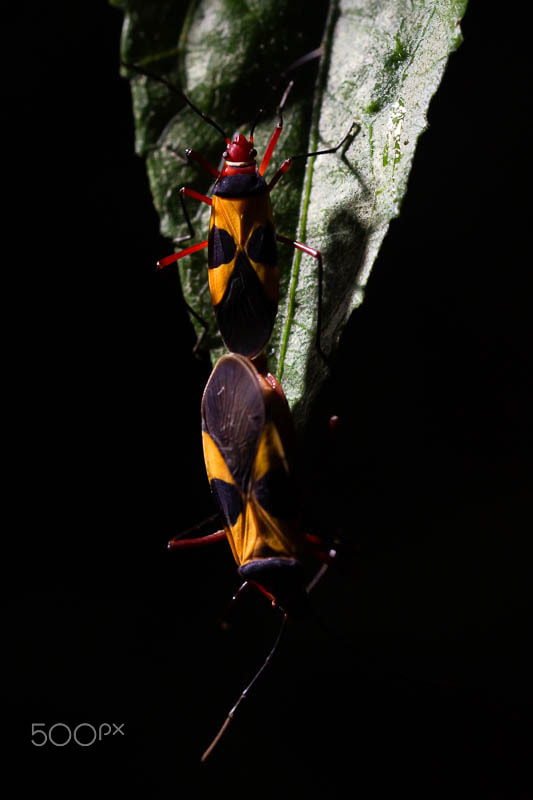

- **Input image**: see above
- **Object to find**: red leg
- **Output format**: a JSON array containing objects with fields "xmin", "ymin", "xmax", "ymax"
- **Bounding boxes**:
[
  {"xmin": 268, "ymin": 157, "xmax": 293, "ymax": 191},
  {"xmin": 276, "ymin": 234, "xmax": 325, "ymax": 357},
  {"xmin": 157, "ymin": 239, "xmax": 208, "ymax": 269},
  {"xmin": 258, "ymin": 81, "xmax": 294, "ymax": 176},
  {"xmin": 259, "ymin": 125, "xmax": 283, "ymax": 176},
  {"xmin": 168, "ymin": 530, "xmax": 226, "ymax": 551},
  {"xmin": 185, "ymin": 148, "xmax": 220, "ymax": 179},
  {"xmin": 304, "ymin": 532, "xmax": 337, "ymax": 566},
  {"xmin": 180, "ymin": 186, "xmax": 212, "ymax": 206}
]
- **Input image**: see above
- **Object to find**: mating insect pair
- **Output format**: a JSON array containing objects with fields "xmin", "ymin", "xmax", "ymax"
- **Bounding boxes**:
[{"xmin": 122, "ymin": 61, "xmax": 348, "ymax": 759}]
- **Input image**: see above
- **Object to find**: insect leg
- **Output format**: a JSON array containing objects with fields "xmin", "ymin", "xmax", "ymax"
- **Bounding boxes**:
[
  {"xmin": 292, "ymin": 121, "xmax": 358, "ymax": 162},
  {"xmin": 168, "ymin": 512, "xmax": 222, "ymax": 544},
  {"xmin": 305, "ymin": 563, "xmax": 329, "ymax": 594},
  {"xmin": 173, "ymin": 186, "xmax": 212, "ymax": 244},
  {"xmin": 158, "ymin": 211, "xmax": 212, "ymax": 350},
  {"xmin": 283, "ymin": 47, "xmax": 323, "ymax": 75},
  {"xmin": 185, "ymin": 148, "xmax": 220, "ymax": 179},
  {"xmin": 179, "ymin": 187, "xmax": 212, "ymax": 206},
  {"xmin": 157, "ymin": 238, "xmax": 208, "ymax": 269},
  {"xmin": 304, "ymin": 532, "xmax": 337, "ymax": 567},
  {"xmin": 201, "ymin": 611, "xmax": 288, "ymax": 762},
  {"xmin": 182, "ymin": 298, "xmax": 211, "ymax": 354},
  {"xmin": 157, "ymin": 238, "xmax": 211, "ymax": 350},
  {"xmin": 267, "ymin": 158, "xmax": 293, "ymax": 191},
  {"xmin": 167, "ymin": 530, "xmax": 226, "ymax": 551},
  {"xmin": 268, "ymin": 122, "xmax": 359, "ymax": 191},
  {"xmin": 276, "ymin": 234, "xmax": 326, "ymax": 359},
  {"xmin": 258, "ymin": 81, "xmax": 294, "ymax": 176},
  {"xmin": 257, "ymin": 46, "xmax": 324, "ymax": 175}
]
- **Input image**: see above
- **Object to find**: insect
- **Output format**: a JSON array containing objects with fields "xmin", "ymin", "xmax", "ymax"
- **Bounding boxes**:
[
  {"xmin": 168, "ymin": 353, "xmax": 335, "ymax": 759},
  {"xmin": 169, "ymin": 352, "xmax": 332, "ymax": 613},
  {"xmin": 122, "ymin": 62, "xmax": 356, "ymax": 358}
]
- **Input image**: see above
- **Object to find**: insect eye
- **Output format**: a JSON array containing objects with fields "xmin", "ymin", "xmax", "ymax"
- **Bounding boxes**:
[
  {"xmin": 222, "ymin": 151, "xmax": 228, "ymax": 159},
  {"xmin": 250, "ymin": 148, "xmax": 257, "ymax": 158}
]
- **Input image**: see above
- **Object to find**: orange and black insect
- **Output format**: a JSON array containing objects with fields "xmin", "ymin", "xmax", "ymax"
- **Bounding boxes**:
[
  {"xmin": 169, "ymin": 352, "xmax": 332, "ymax": 614},
  {"xmin": 168, "ymin": 353, "xmax": 334, "ymax": 759},
  {"xmin": 122, "ymin": 62, "xmax": 355, "ymax": 358}
]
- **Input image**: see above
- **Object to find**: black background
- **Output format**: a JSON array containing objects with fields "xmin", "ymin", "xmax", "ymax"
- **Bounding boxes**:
[{"xmin": 6, "ymin": 2, "xmax": 531, "ymax": 797}]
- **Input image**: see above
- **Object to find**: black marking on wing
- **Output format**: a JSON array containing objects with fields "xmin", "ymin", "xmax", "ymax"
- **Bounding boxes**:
[
  {"xmin": 210, "ymin": 478, "xmax": 242, "ymax": 527},
  {"xmin": 247, "ymin": 224, "xmax": 277, "ymax": 265},
  {"xmin": 202, "ymin": 355, "xmax": 264, "ymax": 492},
  {"xmin": 208, "ymin": 225, "xmax": 236, "ymax": 268},
  {"xmin": 214, "ymin": 173, "xmax": 267, "ymax": 198},
  {"xmin": 215, "ymin": 252, "xmax": 277, "ymax": 357},
  {"xmin": 254, "ymin": 468, "xmax": 297, "ymax": 519}
]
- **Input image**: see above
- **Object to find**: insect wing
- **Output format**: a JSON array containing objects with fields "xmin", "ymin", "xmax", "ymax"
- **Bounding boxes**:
[
  {"xmin": 201, "ymin": 355, "xmax": 301, "ymax": 570},
  {"xmin": 208, "ymin": 194, "xmax": 279, "ymax": 357}
]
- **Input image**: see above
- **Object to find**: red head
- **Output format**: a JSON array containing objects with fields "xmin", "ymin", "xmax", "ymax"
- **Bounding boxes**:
[{"xmin": 223, "ymin": 133, "xmax": 257, "ymax": 165}]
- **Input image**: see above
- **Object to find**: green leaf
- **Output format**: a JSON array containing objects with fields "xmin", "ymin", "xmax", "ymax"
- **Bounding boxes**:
[{"xmin": 119, "ymin": 0, "xmax": 467, "ymax": 425}]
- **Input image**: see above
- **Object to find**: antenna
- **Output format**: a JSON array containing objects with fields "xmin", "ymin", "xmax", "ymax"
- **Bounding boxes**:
[
  {"xmin": 201, "ymin": 611, "xmax": 288, "ymax": 762},
  {"xmin": 121, "ymin": 61, "xmax": 230, "ymax": 143}
]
